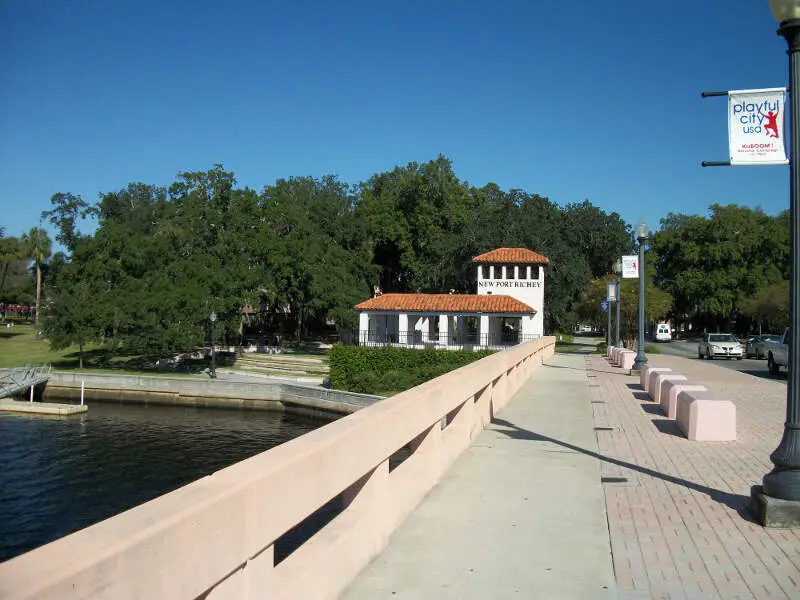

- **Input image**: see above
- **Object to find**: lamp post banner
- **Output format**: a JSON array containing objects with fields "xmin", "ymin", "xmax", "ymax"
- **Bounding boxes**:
[
  {"xmin": 607, "ymin": 282, "xmax": 618, "ymax": 302},
  {"xmin": 622, "ymin": 255, "xmax": 639, "ymax": 278},
  {"xmin": 728, "ymin": 87, "xmax": 789, "ymax": 165}
]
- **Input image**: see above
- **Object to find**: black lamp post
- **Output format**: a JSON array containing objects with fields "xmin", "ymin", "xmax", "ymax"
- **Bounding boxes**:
[
  {"xmin": 209, "ymin": 311, "xmax": 217, "ymax": 379},
  {"xmin": 753, "ymin": 1, "xmax": 800, "ymax": 520},
  {"xmin": 633, "ymin": 220, "xmax": 648, "ymax": 371},
  {"xmin": 614, "ymin": 259, "xmax": 622, "ymax": 347}
]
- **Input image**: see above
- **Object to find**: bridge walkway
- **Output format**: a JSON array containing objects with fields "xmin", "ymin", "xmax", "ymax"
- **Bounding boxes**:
[
  {"xmin": 342, "ymin": 351, "xmax": 616, "ymax": 599},
  {"xmin": 0, "ymin": 364, "xmax": 52, "ymax": 399}
]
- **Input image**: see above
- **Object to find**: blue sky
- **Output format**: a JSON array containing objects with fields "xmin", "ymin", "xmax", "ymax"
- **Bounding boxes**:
[{"xmin": 0, "ymin": 0, "xmax": 792, "ymax": 244}]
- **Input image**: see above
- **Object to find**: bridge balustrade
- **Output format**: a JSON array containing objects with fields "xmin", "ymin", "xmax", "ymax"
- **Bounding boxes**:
[{"xmin": 0, "ymin": 338, "xmax": 555, "ymax": 600}]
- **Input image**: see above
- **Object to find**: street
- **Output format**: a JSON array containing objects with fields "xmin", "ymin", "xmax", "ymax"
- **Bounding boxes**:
[{"xmin": 652, "ymin": 338, "xmax": 786, "ymax": 383}]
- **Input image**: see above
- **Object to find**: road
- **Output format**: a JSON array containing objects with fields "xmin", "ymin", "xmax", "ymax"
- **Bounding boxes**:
[{"xmin": 652, "ymin": 338, "xmax": 786, "ymax": 383}]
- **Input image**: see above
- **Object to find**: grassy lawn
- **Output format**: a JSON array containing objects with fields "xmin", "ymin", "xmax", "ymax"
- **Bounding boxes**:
[{"xmin": 0, "ymin": 324, "xmax": 205, "ymax": 377}]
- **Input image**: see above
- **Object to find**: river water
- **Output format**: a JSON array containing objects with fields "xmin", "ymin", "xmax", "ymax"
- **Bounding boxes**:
[{"xmin": 0, "ymin": 402, "xmax": 325, "ymax": 562}]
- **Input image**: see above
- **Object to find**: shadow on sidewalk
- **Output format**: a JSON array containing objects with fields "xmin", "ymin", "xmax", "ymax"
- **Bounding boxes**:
[
  {"xmin": 543, "ymin": 362, "xmax": 621, "ymax": 375},
  {"xmin": 490, "ymin": 416, "xmax": 754, "ymax": 522}
]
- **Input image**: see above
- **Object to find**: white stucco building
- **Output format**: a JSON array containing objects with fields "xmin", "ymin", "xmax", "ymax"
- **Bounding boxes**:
[{"xmin": 354, "ymin": 248, "xmax": 549, "ymax": 349}]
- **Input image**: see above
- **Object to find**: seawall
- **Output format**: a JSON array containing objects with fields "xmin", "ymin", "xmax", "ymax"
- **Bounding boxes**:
[{"xmin": 44, "ymin": 372, "xmax": 382, "ymax": 420}]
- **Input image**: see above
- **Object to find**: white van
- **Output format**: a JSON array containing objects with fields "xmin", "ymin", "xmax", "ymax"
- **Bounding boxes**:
[{"xmin": 655, "ymin": 323, "xmax": 672, "ymax": 342}]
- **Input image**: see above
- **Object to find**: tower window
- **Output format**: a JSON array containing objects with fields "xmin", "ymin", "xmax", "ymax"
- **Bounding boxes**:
[
  {"xmin": 506, "ymin": 264, "xmax": 515, "ymax": 279},
  {"xmin": 518, "ymin": 264, "xmax": 527, "ymax": 280}
]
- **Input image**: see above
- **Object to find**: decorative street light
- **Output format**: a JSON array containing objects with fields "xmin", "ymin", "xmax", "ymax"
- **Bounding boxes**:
[
  {"xmin": 752, "ymin": 0, "xmax": 800, "ymax": 524},
  {"xmin": 614, "ymin": 259, "xmax": 623, "ymax": 347},
  {"xmin": 209, "ymin": 311, "xmax": 217, "ymax": 379},
  {"xmin": 633, "ymin": 220, "xmax": 648, "ymax": 371}
]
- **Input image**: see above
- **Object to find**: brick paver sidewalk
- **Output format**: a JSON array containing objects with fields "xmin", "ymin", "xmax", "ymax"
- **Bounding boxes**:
[{"xmin": 586, "ymin": 353, "xmax": 800, "ymax": 599}]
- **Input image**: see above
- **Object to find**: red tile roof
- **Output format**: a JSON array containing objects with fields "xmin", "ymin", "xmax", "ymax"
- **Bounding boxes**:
[
  {"xmin": 472, "ymin": 248, "xmax": 550, "ymax": 264},
  {"xmin": 354, "ymin": 294, "xmax": 536, "ymax": 314}
]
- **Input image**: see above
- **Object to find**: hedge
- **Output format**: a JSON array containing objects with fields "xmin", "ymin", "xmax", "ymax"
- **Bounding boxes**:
[{"xmin": 329, "ymin": 345, "xmax": 496, "ymax": 396}]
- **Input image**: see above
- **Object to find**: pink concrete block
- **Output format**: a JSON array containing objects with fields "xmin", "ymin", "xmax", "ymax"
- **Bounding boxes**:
[
  {"xmin": 610, "ymin": 347, "xmax": 619, "ymax": 363},
  {"xmin": 676, "ymin": 390, "xmax": 736, "ymax": 441},
  {"xmin": 614, "ymin": 348, "xmax": 628, "ymax": 367},
  {"xmin": 640, "ymin": 366, "xmax": 672, "ymax": 393},
  {"xmin": 661, "ymin": 380, "xmax": 706, "ymax": 419},
  {"xmin": 620, "ymin": 351, "xmax": 635, "ymax": 370},
  {"xmin": 649, "ymin": 373, "xmax": 687, "ymax": 404},
  {"xmin": 606, "ymin": 346, "xmax": 613, "ymax": 359}
]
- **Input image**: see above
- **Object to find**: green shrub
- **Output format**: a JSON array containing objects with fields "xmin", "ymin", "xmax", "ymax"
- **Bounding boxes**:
[
  {"xmin": 644, "ymin": 344, "xmax": 661, "ymax": 354},
  {"xmin": 329, "ymin": 345, "xmax": 495, "ymax": 396},
  {"xmin": 556, "ymin": 332, "xmax": 575, "ymax": 343}
]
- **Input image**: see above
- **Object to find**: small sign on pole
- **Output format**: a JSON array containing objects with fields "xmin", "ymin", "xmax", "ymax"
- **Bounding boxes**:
[
  {"xmin": 622, "ymin": 255, "xmax": 639, "ymax": 278},
  {"xmin": 607, "ymin": 282, "xmax": 618, "ymax": 302},
  {"xmin": 600, "ymin": 299, "xmax": 609, "ymax": 311}
]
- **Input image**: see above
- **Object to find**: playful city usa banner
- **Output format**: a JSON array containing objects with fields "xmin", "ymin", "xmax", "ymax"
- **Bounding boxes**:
[{"xmin": 728, "ymin": 87, "xmax": 788, "ymax": 165}]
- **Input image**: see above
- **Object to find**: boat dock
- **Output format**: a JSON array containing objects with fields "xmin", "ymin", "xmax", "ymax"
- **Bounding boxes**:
[
  {"xmin": 0, "ymin": 364, "xmax": 87, "ymax": 415},
  {"xmin": 0, "ymin": 398, "xmax": 88, "ymax": 415}
]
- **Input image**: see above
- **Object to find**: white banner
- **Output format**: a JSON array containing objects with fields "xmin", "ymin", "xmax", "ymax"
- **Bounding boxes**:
[
  {"xmin": 728, "ymin": 88, "xmax": 788, "ymax": 165},
  {"xmin": 607, "ymin": 282, "xmax": 618, "ymax": 302},
  {"xmin": 622, "ymin": 255, "xmax": 638, "ymax": 279}
]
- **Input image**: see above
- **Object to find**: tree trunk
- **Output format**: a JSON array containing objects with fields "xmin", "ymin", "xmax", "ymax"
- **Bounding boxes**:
[{"xmin": 34, "ymin": 262, "xmax": 41, "ymax": 326}]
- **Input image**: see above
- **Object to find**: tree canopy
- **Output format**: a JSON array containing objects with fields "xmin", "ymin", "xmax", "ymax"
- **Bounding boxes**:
[{"xmin": 9, "ymin": 157, "xmax": 635, "ymax": 359}]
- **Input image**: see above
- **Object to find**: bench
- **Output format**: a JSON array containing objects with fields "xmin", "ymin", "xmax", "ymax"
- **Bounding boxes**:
[
  {"xmin": 661, "ymin": 380, "xmax": 707, "ymax": 419},
  {"xmin": 648, "ymin": 372, "xmax": 686, "ymax": 405},
  {"xmin": 640, "ymin": 366, "xmax": 672, "ymax": 393},
  {"xmin": 676, "ymin": 390, "xmax": 736, "ymax": 441}
]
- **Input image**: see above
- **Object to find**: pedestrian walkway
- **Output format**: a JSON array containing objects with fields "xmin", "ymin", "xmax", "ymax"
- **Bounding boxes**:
[
  {"xmin": 342, "ymin": 352, "xmax": 616, "ymax": 599},
  {"xmin": 589, "ymin": 353, "xmax": 800, "ymax": 600},
  {"xmin": 342, "ymin": 349, "xmax": 800, "ymax": 600}
]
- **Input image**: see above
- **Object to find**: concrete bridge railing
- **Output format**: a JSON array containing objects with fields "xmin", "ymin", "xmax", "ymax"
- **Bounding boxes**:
[{"xmin": 0, "ymin": 337, "xmax": 555, "ymax": 600}]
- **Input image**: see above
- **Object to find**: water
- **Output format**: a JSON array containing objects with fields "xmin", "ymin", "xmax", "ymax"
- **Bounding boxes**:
[{"xmin": 0, "ymin": 402, "xmax": 325, "ymax": 562}]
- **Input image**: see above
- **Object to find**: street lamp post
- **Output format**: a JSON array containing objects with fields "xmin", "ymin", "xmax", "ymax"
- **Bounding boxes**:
[
  {"xmin": 614, "ymin": 259, "xmax": 622, "ymax": 347},
  {"xmin": 633, "ymin": 220, "xmax": 648, "ymax": 371},
  {"xmin": 209, "ymin": 311, "xmax": 217, "ymax": 379},
  {"xmin": 606, "ymin": 294, "xmax": 612, "ymax": 348},
  {"xmin": 752, "ymin": 0, "xmax": 800, "ymax": 525}
]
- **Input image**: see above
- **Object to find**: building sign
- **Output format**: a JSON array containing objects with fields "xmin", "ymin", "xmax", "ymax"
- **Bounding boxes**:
[
  {"xmin": 478, "ymin": 280, "xmax": 543, "ymax": 289},
  {"xmin": 607, "ymin": 282, "xmax": 618, "ymax": 302},
  {"xmin": 728, "ymin": 88, "xmax": 788, "ymax": 165},
  {"xmin": 621, "ymin": 255, "xmax": 639, "ymax": 278}
]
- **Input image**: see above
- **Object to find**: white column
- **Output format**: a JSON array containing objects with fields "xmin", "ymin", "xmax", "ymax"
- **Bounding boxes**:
[
  {"xmin": 359, "ymin": 312, "xmax": 369, "ymax": 345},
  {"xmin": 398, "ymin": 313, "xmax": 408, "ymax": 346},
  {"xmin": 480, "ymin": 315, "xmax": 490, "ymax": 346},
  {"xmin": 438, "ymin": 315, "xmax": 449, "ymax": 346}
]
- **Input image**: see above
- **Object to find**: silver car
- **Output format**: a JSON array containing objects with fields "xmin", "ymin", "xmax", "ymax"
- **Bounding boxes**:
[
  {"xmin": 698, "ymin": 333, "xmax": 744, "ymax": 360},
  {"xmin": 745, "ymin": 334, "xmax": 782, "ymax": 359}
]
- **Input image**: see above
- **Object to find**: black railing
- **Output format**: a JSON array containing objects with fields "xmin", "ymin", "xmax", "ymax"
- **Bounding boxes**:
[{"xmin": 338, "ymin": 328, "xmax": 540, "ymax": 349}]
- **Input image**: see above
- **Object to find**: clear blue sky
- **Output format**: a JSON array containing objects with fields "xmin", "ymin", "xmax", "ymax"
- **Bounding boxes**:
[{"xmin": 0, "ymin": 0, "xmax": 792, "ymax": 243}]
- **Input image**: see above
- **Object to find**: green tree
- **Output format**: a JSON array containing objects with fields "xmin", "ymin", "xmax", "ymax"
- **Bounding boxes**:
[
  {"xmin": 575, "ymin": 260, "xmax": 673, "ymax": 349},
  {"xmin": 42, "ymin": 192, "xmax": 95, "ymax": 254},
  {"xmin": 21, "ymin": 226, "xmax": 52, "ymax": 325},
  {"xmin": 650, "ymin": 205, "xmax": 788, "ymax": 333}
]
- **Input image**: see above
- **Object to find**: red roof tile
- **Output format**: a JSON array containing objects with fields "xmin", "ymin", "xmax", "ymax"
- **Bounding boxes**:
[
  {"xmin": 354, "ymin": 294, "xmax": 536, "ymax": 314},
  {"xmin": 472, "ymin": 248, "xmax": 550, "ymax": 264}
]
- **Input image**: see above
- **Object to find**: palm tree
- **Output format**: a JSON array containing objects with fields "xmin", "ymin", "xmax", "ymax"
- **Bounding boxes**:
[{"xmin": 21, "ymin": 226, "xmax": 51, "ymax": 325}]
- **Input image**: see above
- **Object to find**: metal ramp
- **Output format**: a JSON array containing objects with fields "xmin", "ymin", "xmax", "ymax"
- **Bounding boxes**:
[{"xmin": 0, "ymin": 364, "xmax": 52, "ymax": 399}]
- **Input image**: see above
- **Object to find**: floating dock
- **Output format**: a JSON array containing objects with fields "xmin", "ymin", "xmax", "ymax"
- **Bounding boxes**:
[{"xmin": 0, "ymin": 398, "xmax": 87, "ymax": 415}]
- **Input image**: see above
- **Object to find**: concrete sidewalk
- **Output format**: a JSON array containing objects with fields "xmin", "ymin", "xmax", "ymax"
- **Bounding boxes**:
[{"xmin": 341, "ymin": 352, "xmax": 616, "ymax": 599}]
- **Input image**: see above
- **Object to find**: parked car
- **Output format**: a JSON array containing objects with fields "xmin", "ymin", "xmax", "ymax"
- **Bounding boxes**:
[
  {"xmin": 767, "ymin": 328, "xmax": 789, "ymax": 375},
  {"xmin": 698, "ymin": 333, "xmax": 744, "ymax": 360},
  {"xmin": 745, "ymin": 333, "xmax": 782, "ymax": 359},
  {"xmin": 655, "ymin": 323, "xmax": 672, "ymax": 342}
]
